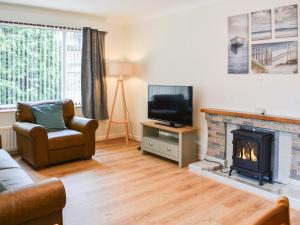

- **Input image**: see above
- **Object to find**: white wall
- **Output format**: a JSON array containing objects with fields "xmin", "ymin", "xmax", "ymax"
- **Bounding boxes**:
[
  {"xmin": 0, "ymin": 3, "xmax": 130, "ymax": 139},
  {"xmin": 1, "ymin": 0, "xmax": 299, "ymax": 149},
  {"xmin": 126, "ymin": 0, "xmax": 300, "ymax": 157}
]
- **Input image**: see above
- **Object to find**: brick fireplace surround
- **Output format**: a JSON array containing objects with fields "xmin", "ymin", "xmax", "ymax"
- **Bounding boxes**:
[{"xmin": 201, "ymin": 108, "xmax": 300, "ymax": 182}]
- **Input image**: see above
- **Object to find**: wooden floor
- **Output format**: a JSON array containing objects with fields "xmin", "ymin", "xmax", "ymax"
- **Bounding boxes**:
[{"xmin": 18, "ymin": 138, "xmax": 300, "ymax": 225}]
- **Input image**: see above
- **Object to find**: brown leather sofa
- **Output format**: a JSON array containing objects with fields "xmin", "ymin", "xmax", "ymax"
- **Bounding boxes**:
[
  {"xmin": 0, "ymin": 137, "xmax": 66, "ymax": 225},
  {"xmin": 13, "ymin": 99, "xmax": 99, "ymax": 169}
]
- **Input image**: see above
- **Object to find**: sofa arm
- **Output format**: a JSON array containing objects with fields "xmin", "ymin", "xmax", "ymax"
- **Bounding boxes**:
[
  {"xmin": 13, "ymin": 122, "xmax": 47, "ymax": 139},
  {"xmin": 0, "ymin": 178, "xmax": 66, "ymax": 225},
  {"xmin": 69, "ymin": 117, "xmax": 99, "ymax": 134}
]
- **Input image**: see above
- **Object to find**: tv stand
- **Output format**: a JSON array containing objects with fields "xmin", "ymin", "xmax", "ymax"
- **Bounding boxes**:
[
  {"xmin": 154, "ymin": 122, "xmax": 185, "ymax": 128},
  {"xmin": 141, "ymin": 121, "xmax": 197, "ymax": 167}
]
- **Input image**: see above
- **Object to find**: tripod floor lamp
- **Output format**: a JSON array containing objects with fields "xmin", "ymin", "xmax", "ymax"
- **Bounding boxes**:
[{"xmin": 106, "ymin": 60, "xmax": 135, "ymax": 144}]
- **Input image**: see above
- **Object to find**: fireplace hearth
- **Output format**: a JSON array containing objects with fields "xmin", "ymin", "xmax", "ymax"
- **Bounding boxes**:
[{"xmin": 229, "ymin": 129, "xmax": 273, "ymax": 186}]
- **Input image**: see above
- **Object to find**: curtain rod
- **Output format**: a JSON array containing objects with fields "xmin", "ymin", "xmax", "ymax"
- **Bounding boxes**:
[{"xmin": 0, "ymin": 20, "xmax": 82, "ymax": 31}]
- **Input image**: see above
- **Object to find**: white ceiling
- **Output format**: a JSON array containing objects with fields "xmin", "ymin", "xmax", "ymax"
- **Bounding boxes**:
[{"xmin": 0, "ymin": 0, "xmax": 223, "ymax": 23}]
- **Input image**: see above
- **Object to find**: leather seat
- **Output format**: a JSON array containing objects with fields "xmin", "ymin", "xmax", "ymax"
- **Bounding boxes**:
[
  {"xmin": 0, "ymin": 168, "xmax": 33, "ymax": 190},
  {"xmin": 48, "ymin": 129, "xmax": 85, "ymax": 150},
  {"xmin": 0, "ymin": 149, "xmax": 33, "ymax": 190},
  {"xmin": 0, "ymin": 149, "xmax": 20, "ymax": 169},
  {"xmin": 13, "ymin": 99, "xmax": 99, "ymax": 169}
]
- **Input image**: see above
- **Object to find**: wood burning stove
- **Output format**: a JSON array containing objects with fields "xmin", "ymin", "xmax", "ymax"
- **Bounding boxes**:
[{"xmin": 229, "ymin": 129, "xmax": 273, "ymax": 186}]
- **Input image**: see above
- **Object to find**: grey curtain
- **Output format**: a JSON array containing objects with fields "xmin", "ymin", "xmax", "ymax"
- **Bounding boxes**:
[{"xmin": 81, "ymin": 27, "xmax": 108, "ymax": 120}]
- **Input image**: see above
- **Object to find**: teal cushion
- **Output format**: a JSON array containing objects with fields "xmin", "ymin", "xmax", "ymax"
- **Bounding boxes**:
[
  {"xmin": 32, "ymin": 102, "xmax": 67, "ymax": 132},
  {"xmin": 0, "ymin": 182, "xmax": 6, "ymax": 192}
]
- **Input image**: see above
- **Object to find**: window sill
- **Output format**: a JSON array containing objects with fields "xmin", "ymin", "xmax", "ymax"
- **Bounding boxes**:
[
  {"xmin": 0, "ymin": 105, "xmax": 82, "ymax": 113},
  {"xmin": 0, "ymin": 109, "xmax": 17, "ymax": 113}
]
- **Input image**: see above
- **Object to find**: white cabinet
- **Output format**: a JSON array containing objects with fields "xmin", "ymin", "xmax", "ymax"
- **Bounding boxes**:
[{"xmin": 141, "ymin": 122, "xmax": 197, "ymax": 167}]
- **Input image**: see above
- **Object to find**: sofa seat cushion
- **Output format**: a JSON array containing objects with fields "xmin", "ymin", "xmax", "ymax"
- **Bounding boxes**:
[
  {"xmin": 48, "ymin": 129, "xmax": 85, "ymax": 150},
  {"xmin": 0, "ymin": 149, "xmax": 20, "ymax": 170},
  {"xmin": 0, "ymin": 168, "xmax": 33, "ymax": 190},
  {"xmin": 0, "ymin": 182, "xmax": 6, "ymax": 192}
]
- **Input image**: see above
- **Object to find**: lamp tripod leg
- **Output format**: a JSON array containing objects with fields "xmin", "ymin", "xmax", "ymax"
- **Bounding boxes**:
[
  {"xmin": 106, "ymin": 80, "xmax": 119, "ymax": 140},
  {"xmin": 120, "ymin": 79, "xmax": 129, "ymax": 145}
]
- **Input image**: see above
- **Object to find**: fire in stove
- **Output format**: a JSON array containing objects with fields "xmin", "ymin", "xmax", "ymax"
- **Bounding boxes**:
[{"xmin": 237, "ymin": 142, "xmax": 257, "ymax": 162}]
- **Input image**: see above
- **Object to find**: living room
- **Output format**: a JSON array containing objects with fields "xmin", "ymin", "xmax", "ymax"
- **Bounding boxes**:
[{"xmin": 0, "ymin": 0, "xmax": 300, "ymax": 224}]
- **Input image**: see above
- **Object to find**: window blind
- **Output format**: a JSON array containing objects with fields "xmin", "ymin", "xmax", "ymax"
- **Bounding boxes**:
[{"xmin": 0, "ymin": 22, "xmax": 82, "ymax": 110}]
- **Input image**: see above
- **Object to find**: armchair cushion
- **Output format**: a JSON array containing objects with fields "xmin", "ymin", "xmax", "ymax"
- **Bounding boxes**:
[
  {"xmin": 32, "ymin": 102, "xmax": 67, "ymax": 132},
  {"xmin": 48, "ymin": 129, "xmax": 85, "ymax": 150}
]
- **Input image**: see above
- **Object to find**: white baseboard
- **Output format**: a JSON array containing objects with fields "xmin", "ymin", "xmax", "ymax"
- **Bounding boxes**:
[
  {"xmin": 96, "ymin": 133, "xmax": 125, "ymax": 141},
  {"xmin": 6, "ymin": 147, "xmax": 18, "ymax": 156},
  {"xmin": 134, "ymin": 135, "xmax": 141, "ymax": 142},
  {"xmin": 96, "ymin": 133, "xmax": 141, "ymax": 142}
]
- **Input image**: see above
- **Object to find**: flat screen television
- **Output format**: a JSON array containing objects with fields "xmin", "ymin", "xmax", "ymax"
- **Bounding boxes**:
[{"xmin": 148, "ymin": 85, "xmax": 193, "ymax": 127}]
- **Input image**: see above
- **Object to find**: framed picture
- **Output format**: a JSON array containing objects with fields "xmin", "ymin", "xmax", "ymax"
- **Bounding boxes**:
[
  {"xmin": 251, "ymin": 9, "xmax": 272, "ymax": 41},
  {"xmin": 275, "ymin": 5, "xmax": 298, "ymax": 38},
  {"xmin": 228, "ymin": 14, "xmax": 249, "ymax": 74},
  {"xmin": 251, "ymin": 41, "xmax": 298, "ymax": 74}
]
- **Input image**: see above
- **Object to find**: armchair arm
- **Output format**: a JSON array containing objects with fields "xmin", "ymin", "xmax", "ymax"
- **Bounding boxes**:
[
  {"xmin": 69, "ymin": 117, "xmax": 99, "ymax": 134},
  {"xmin": 13, "ymin": 122, "xmax": 47, "ymax": 139},
  {"xmin": 69, "ymin": 117, "xmax": 99, "ymax": 158},
  {"xmin": 13, "ymin": 122, "xmax": 48, "ymax": 168},
  {"xmin": 0, "ymin": 178, "xmax": 66, "ymax": 225}
]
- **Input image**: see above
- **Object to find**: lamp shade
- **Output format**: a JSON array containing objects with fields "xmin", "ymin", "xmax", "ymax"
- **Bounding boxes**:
[{"xmin": 109, "ymin": 61, "xmax": 135, "ymax": 76}]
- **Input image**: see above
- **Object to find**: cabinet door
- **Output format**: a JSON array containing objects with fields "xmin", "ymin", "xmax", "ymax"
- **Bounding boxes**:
[{"xmin": 142, "ymin": 137, "xmax": 159, "ymax": 153}]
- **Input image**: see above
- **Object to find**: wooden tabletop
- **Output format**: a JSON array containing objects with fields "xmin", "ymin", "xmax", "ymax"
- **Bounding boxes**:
[
  {"xmin": 201, "ymin": 108, "xmax": 300, "ymax": 125},
  {"xmin": 141, "ymin": 121, "xmax": 198, "ymax": 134}
]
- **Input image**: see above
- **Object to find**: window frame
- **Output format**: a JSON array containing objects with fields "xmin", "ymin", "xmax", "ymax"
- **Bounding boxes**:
[{"xmin": 0, "ymin": 23, "xmax": 82, "ymax": 110}]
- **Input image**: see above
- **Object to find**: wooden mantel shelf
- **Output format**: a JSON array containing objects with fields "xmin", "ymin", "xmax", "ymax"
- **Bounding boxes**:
[{"xmin": 201, "ymin": 108, "xmax": 300, "ymax": 125}]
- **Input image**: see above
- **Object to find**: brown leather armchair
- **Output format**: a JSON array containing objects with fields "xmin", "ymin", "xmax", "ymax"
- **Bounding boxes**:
[{"xmin": 13, "ymin": 99, "xmax": 99, "ymax": 169}]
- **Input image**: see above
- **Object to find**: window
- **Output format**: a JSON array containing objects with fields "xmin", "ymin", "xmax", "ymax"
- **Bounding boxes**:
[{"xmin": 0, "ymin": 23, "xmax": 82, "ymax": 110}]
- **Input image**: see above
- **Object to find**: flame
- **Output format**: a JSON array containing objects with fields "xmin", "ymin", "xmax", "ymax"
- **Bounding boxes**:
[
  {"xmin": 242, "ymin": 148, "xmax": 247, "ymax": 160},
  {"xmin": 238, "ymin": 145, "xmax": 256, "ymax": 161},
  {"xmin": 251, "ymin": 148, "xmax": 257, "ymax": 162}
]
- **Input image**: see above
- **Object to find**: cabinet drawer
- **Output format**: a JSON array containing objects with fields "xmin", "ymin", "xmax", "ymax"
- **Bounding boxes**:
[
  {"xmin": 142, "ymin": 137, "xmax": 159, "ymax": 153},
  {"xmin": 160, "ymin": 143, "xmax": 179, "ymax": 159}
]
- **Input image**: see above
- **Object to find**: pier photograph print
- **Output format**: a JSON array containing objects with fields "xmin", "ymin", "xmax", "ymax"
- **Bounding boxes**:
[
  {"xmin": 251, "ymin": 41, "xmax": 298, "ymax": 74},
  {"xmin": 275, "ymin": 5, "xmax": 298, "ymax": 38},
  {"xmin": 228, "ymin": 14, "xmax": 249, "ymax": 74},
  {"xmin": 251, "ymin": 9, "xmax": 272, "ymax": 41}
]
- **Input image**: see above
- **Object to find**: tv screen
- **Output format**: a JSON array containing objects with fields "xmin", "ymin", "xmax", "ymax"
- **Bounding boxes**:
[{"xmin": 148, "ymin": 85, "xmax": 193, "ymax": 126}]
